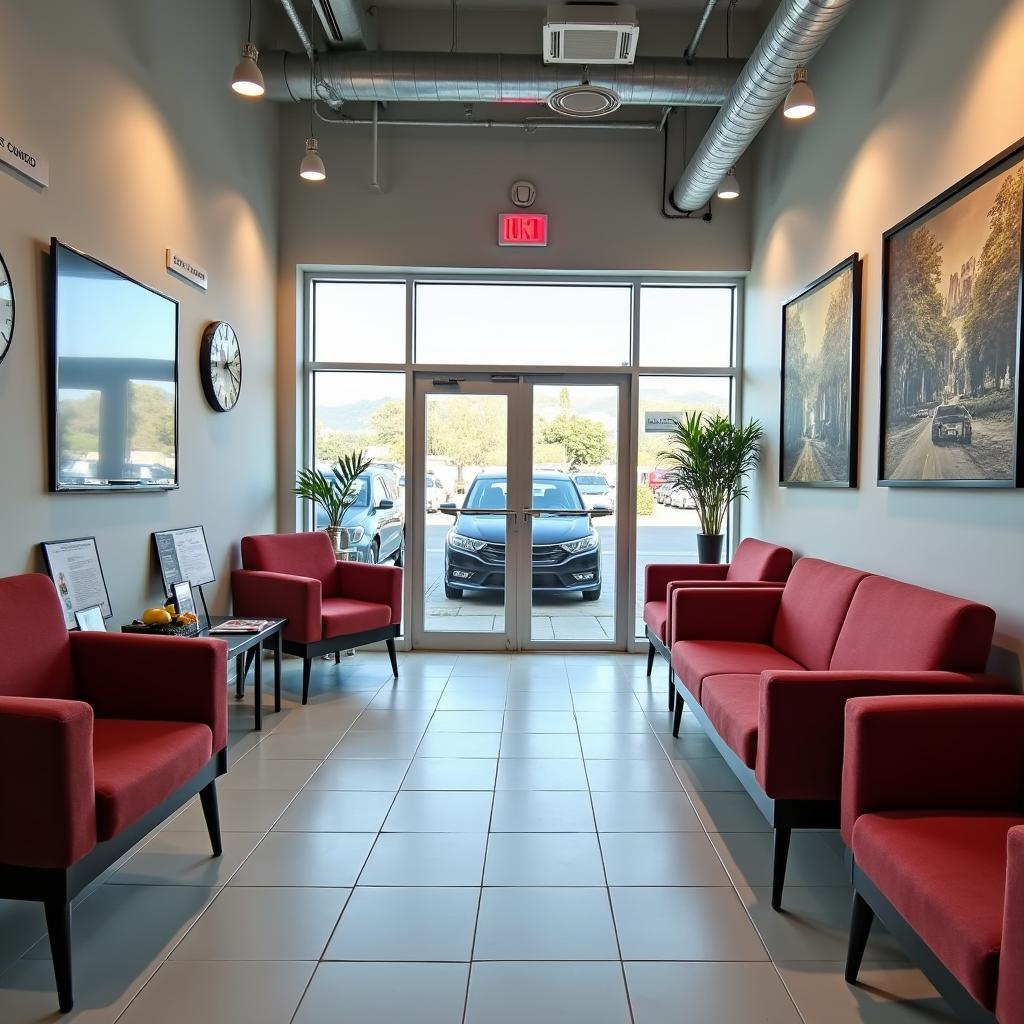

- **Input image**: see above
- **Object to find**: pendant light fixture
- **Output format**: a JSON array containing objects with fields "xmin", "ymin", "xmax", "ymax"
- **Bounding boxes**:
[
  {"xmin": 783, "ymin": 67, "xmax": 816, "ymax": 120},
  {"xmin": 716, "ymin": 167, "xmax": 740, "ymax": 200},
  {"xmin": 299, "ymin": 3, "xmax": 327, "ymax": 182},
  {"xmin": 231, "ymin": 0, "xmax": 264, "ymax": 98}
]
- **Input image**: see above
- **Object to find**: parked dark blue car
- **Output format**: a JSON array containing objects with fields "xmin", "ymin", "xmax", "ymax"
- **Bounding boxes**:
[
  {"xmin": 442, "ymin": 471, "xmax": 608, "ymax": 601},
  {"xmin": 314, "ymin": 468, "xmax": 405, "ymax": 564}
]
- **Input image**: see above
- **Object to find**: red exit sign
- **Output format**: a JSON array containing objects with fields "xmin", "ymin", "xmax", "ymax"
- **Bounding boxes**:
[{"xmin": 498, "ymin": 213, "xmax": 548, "ymax": 247}]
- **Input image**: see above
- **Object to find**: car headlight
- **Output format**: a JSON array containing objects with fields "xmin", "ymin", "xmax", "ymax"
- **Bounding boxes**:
[
  {"xmin": 561, "ymin": 533, "xmax": 599, "ymax": 554},
  {"xmin": 346, "ymin": 527, "xmax": 365, "ymax": 544},
  {"xmin": 449, "ymin": 532, "xmax": 487, "ymax": 552}
]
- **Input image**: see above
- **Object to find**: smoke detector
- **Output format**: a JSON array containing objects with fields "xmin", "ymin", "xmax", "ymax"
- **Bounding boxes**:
[
  {"xmin": 547, "ymin": 83, "xmax": 622, "ymax": 118},
  {"xmin": 543, "ymin": 4, "xmax": 639, "ymax": 65}
]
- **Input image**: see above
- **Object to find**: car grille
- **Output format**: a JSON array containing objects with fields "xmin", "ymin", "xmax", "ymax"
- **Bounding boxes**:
[{"xmin": 475, "ymin": 542, "xmax": 566, "ymax": 565}]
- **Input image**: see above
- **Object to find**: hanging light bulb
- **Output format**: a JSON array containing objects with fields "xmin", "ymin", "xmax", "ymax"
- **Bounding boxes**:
[
  {"xmin": 784, "ymin": 67, "xmax": 816, "ymax": 120},
  {"xmin": 717, "ymin": 167, "xmax": 740, "ymax": 200},
  {"xmin": 300, "ymin": 138, "xmax": 327, "ymax": 182},
  {"xmin": 299, "ymin": 5, "xmax": 327, "ymax": 182},
  {"xmin": 231, "ymin": 2, "xmax": 264, "ymax": 97}
]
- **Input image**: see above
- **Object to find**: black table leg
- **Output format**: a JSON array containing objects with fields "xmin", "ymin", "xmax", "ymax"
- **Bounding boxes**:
[
  {"xmin": 235, "ymin": 653, "xmax": 244, "ymax": 699},
  {"xmin": 273, "ymin": 631, "xmax": 282, "ymax": 713},
  {"xmin": 253, "ymin": 643, "xmax": 263, "ymax": 730}
]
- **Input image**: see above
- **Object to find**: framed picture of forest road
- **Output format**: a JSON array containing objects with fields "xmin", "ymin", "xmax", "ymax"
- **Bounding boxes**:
[
  {"xmin": 780, "ymin": 254, "xmax": 862, "ymax": 487},
  {"xmin": 880, "ymin": 138, "xmax": 1024, "ymax": 487}
]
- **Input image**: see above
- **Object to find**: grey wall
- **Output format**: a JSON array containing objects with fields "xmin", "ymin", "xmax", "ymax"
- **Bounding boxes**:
[
  {"xmin": 743, "ymin": 0, "xmax": 1024, "ymax": 664},
  {"xmin": 0, "ymin": 0, "xmax": 279, "ymax": 620},
  {"xmin": 274, "ymin": 6, "xmax": 760, "ymax": 530}
]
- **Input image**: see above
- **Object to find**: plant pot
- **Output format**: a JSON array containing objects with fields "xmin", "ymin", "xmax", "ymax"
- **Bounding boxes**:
[
  {"xmin": 696, "ymin": 533, "xmax": 724, "ymax": 564},
  {"xmin": 325, "ymin": 526, "xmax": 351, "ymax": 556}
]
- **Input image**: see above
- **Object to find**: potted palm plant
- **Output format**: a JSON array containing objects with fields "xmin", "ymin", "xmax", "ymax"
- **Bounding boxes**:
[
  {"xmin": 660, "ymin": 412, "xmax": 763, "ymax": 564},
  {"xmin": 294, "ymin": 449, "xmax": 374, "ymax": 555}
]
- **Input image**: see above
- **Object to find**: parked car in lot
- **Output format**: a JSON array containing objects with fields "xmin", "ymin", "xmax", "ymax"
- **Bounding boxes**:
[
  {"xmin": 442, "ymin": 471, "xmax": 610, "ymax": 601},
  {"xmin": 314, "ymin": 467, "xmax": 405, "ymax": 564},
  {"xmin": 655, "ymin": 482, "xmax": 674, "ymax": 505},
  {"xmin": 931, "ymin": 403, "xmax": 973, "ymax": 444},
  {"xmin": 572, "ymin": 473, "xmax": 615, "ymax": 511},
  {"xmin": 399, "ymin": 474, "xmax": 448, "ymax": 512},
  {"xmin": 669, "ymin": 486, "xmax": 697, "ymax": 510}
]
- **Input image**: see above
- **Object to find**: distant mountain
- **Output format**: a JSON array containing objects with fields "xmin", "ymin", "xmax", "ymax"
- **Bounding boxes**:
[
  {"xmin": 317, "ymin": 399, "xmax": 384, "ymax": 432},
  {"xmin": 944, "ymin": 256, "xmax": 976, "ymax": 319}
]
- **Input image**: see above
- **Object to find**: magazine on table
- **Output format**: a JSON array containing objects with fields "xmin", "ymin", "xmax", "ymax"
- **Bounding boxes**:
[{"xmin": 209, "ymin": 618, "xmax": 273, "ymax": 634}]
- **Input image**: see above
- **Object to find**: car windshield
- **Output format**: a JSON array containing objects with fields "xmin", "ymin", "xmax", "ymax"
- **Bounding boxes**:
[
  {"xmin": 574, "ymin": 476, "xmax": 607, "ymax": 487},
  {"xmin": 462, "ymin": 477, "xmax": 584, "ymax": 513},
  {"xmin": 319, "ymin": 469, "xmax": 370, "ymax": 507}
]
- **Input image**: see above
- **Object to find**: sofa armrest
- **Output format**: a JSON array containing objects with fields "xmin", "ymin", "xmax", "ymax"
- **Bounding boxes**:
[
  {"xmin": 665, "ymin": 580, "xmax": 785, "ymax": 648},
  {"xmin": 998, "ymin": 826, "xmax": 1024, "ymax": 1024},
  {"xmin": 71, "ymin": 632, "xmax": 228, "ymax": 750},
  {"xmin": 0, "ymin": 696, "xmax": 96, "ymax": 868},
  {"xmin": 645, "ymin": 562, "xmax": 728, "ymax": 602},
  {"xmin": 669, "ymin": 586, "xmax": 782, "ymax": 645},
  {"xmin": 232, "ymin": 569, "xmax": 322, "ymax": 644},
  {"xmin": 335, "ymin": 561, "xmax": 403, "ymax": 624},
  {"xmin": 839, "ymin": 694, "xmax": 1024, "ymax": 844},
  {"xmin": 757, "ymin": 671, "xmax": 1010, "ymax": 804}
]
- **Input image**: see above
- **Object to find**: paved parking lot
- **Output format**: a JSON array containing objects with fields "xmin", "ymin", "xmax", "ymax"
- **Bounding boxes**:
[{"xmin": 421, "ymin": 504, "xmax": 701, "ymax": 640}]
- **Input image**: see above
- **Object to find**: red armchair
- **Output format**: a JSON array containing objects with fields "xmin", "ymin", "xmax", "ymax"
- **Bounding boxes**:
[
  {"xmin": 666, "ymin": 557, "xmax": 1007, "ymax": 909},
  {"xmin": 0, "ymin": 574, "xmax": 227, "ymax": 1012},
  {"xmin": 842, "ymin": 695, "xmax": 1024, "ymax": 1024},
  {"xmin": 643, "ymin": 537, "xmax": 792, "ymax": 710},
  {"xmin": 232, "ymin": 532, "xmax": 402, "ymax": 704}
]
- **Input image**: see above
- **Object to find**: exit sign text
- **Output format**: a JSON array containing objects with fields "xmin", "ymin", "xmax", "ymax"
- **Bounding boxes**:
[{"xmin": 498, "ymin": 213, "xmax": 548, "ymax": 247}]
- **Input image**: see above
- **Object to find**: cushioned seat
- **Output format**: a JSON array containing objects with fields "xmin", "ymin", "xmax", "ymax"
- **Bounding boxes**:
[
  {"xmin": 700, "ymin": 674, "xmax": 760, "ymax": 767},
  {"xmin": 92, "ymin": 719, "xmax": 214, "ymax": 840},
  {"xmin": 321, "ymin": 596, "xmax": 392, "ymax": 637},
  {"xmin": 672, "ymin": 640, "xmax": 802, "ymax": 702},
  {"xmin": 852, "ymin": 811, "xmax": 1024, "ymax": 1010},
  {"xmin": 643, "ymin": 600, "xmax": 667, "ymax": 642}
]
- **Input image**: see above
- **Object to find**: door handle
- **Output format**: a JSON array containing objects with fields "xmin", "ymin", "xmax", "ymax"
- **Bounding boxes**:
[
  {"xmin": 452, "ymin": 509, "xmax": 519, "ymax": 516},
  {"xmin": 522, "ymin": 509, "xmax": 591, "ymax": 517}
]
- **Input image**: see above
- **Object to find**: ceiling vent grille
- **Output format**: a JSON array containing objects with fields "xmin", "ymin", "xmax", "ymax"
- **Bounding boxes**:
[{"xmin": 543, "ymin": 4, "xmax": 639, "ymax": 65}]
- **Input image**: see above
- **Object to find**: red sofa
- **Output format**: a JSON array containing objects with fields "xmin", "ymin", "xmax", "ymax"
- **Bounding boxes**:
[
  {"xmin": 0, "ymin": 574, "xmax": 227, "ymax": 1012},
  {"xmin": 843, "ymin": 695, "xmax": 1024, "ymax": 1024},
  {"xmin": 668, "ymin": 556, "xmax": 1005, "ymax": 908},
  {"xmin": 232, "ymin": 532, "xmax": 402, "ymax": 704},
  {"xmin": 643, "ymin": 538, "xmax": 792, "ymax": 711}
]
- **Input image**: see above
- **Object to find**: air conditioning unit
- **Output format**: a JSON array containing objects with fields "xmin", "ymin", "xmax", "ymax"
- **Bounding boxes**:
[{"xmin": 543, "ymin": 4, "xmax": 639, "ymax": 65}]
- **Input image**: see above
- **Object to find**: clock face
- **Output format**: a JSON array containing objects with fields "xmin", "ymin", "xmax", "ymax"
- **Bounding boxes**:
[
  {"xmin": 201, "ymin": 321, "xmax": 241, "ymax": 412},
  {"xmin": 0, "ymin": 250, "xmax": 13, "ymax": 367}
]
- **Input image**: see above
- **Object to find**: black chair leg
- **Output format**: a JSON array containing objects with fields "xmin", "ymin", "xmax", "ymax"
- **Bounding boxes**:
[
  {"xmin": 386, "ymin": 637, "xmax": 399, "ymax": 677},
  {"xmin": 845, "ymin": 891, "xmax": 875, "ymax": 983},
  {"xmin": 334, "ymin": 650, "xmax": 341, "ymax": 665},
  {"xmin": 771, "ymin": 825, "xmax": 792, "ymax": 911},
  {"xmin": 302, "ymin": 657, "xmax": 313, "ymax": 705},
  {"xmin": 45, "ymin": 898, "xmax": 73, "ymax": 1013},
  {"xmin": 199, "ymin": 781, "xmax": 223, "ymax": 857},
  {"xmin": 672, "ymin": 688, "xmax": 684, "ymax": 736},
  {"xmin": 668, "ymin": 668, "xmax": 676, "ymax": 713},
  {"xmin": 646, "ymin": 641, "xmax": 656, "ymax": 677}
]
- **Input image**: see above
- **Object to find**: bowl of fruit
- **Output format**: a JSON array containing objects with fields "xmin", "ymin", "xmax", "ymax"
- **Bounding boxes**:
[{"xmin": 124, "ymin": 604, "xmax": 201, "ymax": 637}]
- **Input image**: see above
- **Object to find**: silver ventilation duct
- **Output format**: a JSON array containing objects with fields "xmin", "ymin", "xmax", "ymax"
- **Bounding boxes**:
[
  {"xmin": 671, "ymin": 0, "xmax": 854, "ymax": 212},
  {"xmin": 261, "ymin": 50, "xmax": 744, "ymax": 107}
]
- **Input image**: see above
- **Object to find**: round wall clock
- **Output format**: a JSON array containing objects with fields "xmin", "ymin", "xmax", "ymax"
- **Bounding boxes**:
[
  {"xmin": 0, "ymin": 249, "xmax": 14, "ymax": 367},
  {"xmin": 200, "ymin": 321, "xmax": 241, "ymax": 412}
]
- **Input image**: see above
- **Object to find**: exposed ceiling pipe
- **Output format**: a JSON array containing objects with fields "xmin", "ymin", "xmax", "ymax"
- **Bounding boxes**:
[
  {"xmin": 684, "ymin": 0, "xmax": 722, "ymax": 63},
  {"xmin": 277, "ymin": 0, "xmax": 314, "ymax": 61},
  {"xmin": 671, "ymin": 0, "xmax": 854, "ymax": 212},
  {"xmin": 262, "ymin": 49, "xmax": 744, "ymax": 106},
  {"xmin": 315, "ymin": 107, "xmax": 663, "ymax": 131}
]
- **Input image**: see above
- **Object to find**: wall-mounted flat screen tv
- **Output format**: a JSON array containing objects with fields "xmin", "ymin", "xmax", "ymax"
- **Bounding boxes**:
[{"xmin": 50, "ymin": 239, "xmax": 178, "ymax": 491}]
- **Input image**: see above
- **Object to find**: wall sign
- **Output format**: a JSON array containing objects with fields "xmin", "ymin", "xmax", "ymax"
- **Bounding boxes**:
[
  {"xmin": 165, "ymin": 248, "xmax": 208, "ymax": 290},
  {"xmin": 498, "ymin": 213, "xmax": 548, "ymax": 247},
  {"xmin": 0, "ymin": 129, "xmax": 49, "ymax": 188},
  {"xmin": 645, "ymin": 411, "xmax": 681, "ymax": 433}
]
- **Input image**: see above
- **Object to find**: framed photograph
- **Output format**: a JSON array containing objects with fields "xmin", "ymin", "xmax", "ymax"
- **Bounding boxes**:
[
  {"xmin": 75, "ymin": 604, "xmax": 106, "ymax": 632},
  {"xmin": 40, "ymin": 536, "xmax": 113, "ymax": 630},
  {"xmin": 780, "ymin": 254, "xmax": 862, "ymax": 487},
  {"xmin": 880, "ymin": 137, "xmax": 1024, "ymax": 487},
  {"xmin": 172, "ymin": 581, "xmax": 196, "ymax": 617}
]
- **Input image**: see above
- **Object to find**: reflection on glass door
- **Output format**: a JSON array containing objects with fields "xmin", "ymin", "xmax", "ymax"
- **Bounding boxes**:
[
  {"xmin": 415, "ymin": 382, "xmax": 516, "ymax": 648},
  {"xmin": 528, "ymin": 383, "xmax": 623, "ymax": 643}
]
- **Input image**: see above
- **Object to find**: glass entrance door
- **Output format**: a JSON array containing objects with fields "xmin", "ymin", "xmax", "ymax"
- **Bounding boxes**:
[{"xmin": 410, "ymin": 374, "xmax": 629, "ymax": 651}]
